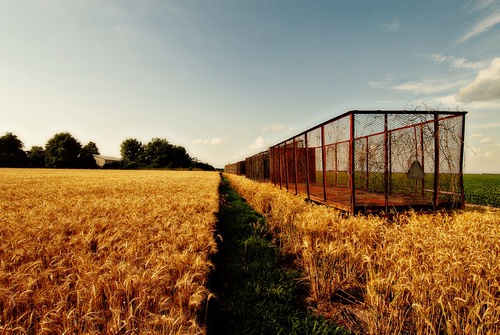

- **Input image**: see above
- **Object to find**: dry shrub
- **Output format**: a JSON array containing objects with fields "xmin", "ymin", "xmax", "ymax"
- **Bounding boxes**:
[
  {"xmin": 0, "ymin": 169, "xmax": 219, "ymax": 334},
  {"xmin": 226, "ymin": 173, "xmax": 500, "ymax": 335}
]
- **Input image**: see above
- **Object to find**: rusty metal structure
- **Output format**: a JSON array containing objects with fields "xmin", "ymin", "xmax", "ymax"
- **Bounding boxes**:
[
  {"xmin": 225, "ymin": 110, "xmax": 467, "ymax": 214},
  {"xmin": 224, "ymin": 160, "xmax": 245, "ymax": 176},
  {"xmin": 245, "ymin": 151, "xmax": 270, "ymax": 182}
]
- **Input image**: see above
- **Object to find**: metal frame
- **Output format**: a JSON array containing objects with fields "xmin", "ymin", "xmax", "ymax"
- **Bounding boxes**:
[{"xmin": 269, "ymin": 110, "xmax": 467, "ymax": 214}]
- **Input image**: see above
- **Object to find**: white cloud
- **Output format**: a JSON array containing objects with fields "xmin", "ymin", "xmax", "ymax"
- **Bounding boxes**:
[
  {"xmin": 210, "ymin": 137, "xmax": 225, "ymax": 145},
  {"xmin": 193, "ymin": 139, "xmax": 208, "ymax": 145},
  {"xmin": 380, "ymin": 18, "xmax": 399, "ymax": 31},
  {"xmin": 456, "ymin": 57, "xmax": 500, "ymax": 102},
  {"xmin": 250, "ymin": 136, "xmax": 268, "ymax": 150},
  {"xmin": 261, "ymin": 124, "xmax": 285, "ymax": 132},
  {"xmin": 371, "ymin": 78, "xmax": 467, "ymax": 95},
  {"xmin": 458, "ymin": 10, "xmax": 500, "ymax": 43},
  {"xmin": 424, "ymin": 53, "xmax": 486, "ymax": 69},
  {"xmin": 480, "ymin": 137, "xmax": 493, "ymax": 143},
  {"xmin": 470, "ymin": 133, "xmax": 483, "ymax": 137},
  {"xmin": 468, "ymin": 122, "xmax": 500, "ymax": 130},
  {"xmin": 193, "ymin": 137, "xmax": 226, "ymax": 146},
  {"xmin": 260, "ymin": 124, "xmax": 296, "ymax": 134}
]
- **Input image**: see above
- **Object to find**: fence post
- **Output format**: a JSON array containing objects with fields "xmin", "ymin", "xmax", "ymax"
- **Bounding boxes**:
[
  {"xmin": 420, "ymin": 124, "xmax": 425, "ymax": 197},
  {"xmin": 349, "ymin": 113, "xmax": 356, "ymax": 214},
  {"xmin": 321, "ymin": 125, "xmax": 327, "ymax": 203},
  {"xmin": 433, "ymin": 112, "xmax": 440, "ymax": 208},
  {"xmin": 304, "ymin": 133, "xmax": 311, "ymax": 200},
  {"xmin": 384, "ymin": 113, "xmax": 389, "ymax": 212},
  {"xmin": 459, "ymin": 113, "xmax": 466, "ymax": 209},
  {"xmin": 293, "ymin": 138, "xmax": 298, "ymax": 195}
]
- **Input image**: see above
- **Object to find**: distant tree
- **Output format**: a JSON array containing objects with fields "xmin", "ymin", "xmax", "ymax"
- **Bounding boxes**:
[
  {"xmin": 143, "ymin": 138, "xmax": 173, "ymax": 167},
  {"xmin": 191, "ymin": 160, "xmax": 215, "ymax": 171},
  {"xmin": 27, "ymin": 146, "xmax": 46, "ymax": 168},
  {"xmin": 79, "ymin": 141, "xmax": 100, "ymax": 169},
  {"xmin": 0, "ymin": 132, "xmax": 27, "ymax": 167},
  {"xmin": 120, "ymin": 138, "xmax": 144, "ymax": 164},
  {"xmin": 170, "ymin": 145, "xmax": 192, "ymax": 168},
  {"xmin": 45, "ymin": 132, "xmax": 82, "ymax": 168}
]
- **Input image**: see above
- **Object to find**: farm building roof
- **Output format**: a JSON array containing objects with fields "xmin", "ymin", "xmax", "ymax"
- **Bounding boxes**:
[{"xmin": 93, "ymin": 155, "xmax": 121, "ymax": 162}]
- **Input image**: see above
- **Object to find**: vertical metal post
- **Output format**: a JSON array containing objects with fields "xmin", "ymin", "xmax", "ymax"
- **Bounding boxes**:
[
  {"xmin": 433, "ymin": 113, "xmax": 440, "ymax": 208},
  {"xmin": 305, "ymin": 133, "xmax": 311, "ymax": 200},
  {"xmin": 459, "ymin": 113, "xmax": 466, "ymax": 209},
  {"xmin": 414, "ymin": 126, "xmax": 419, "ymax": 194},
  {"xmin": 384, "ymin": 113, "xmax": 389, "ymax": 212},
  {"xmin": 321, "ymin": 125, "xmax": 327, "ymax": 203},
  {"xmin": 284, "ymin": 144, "xmax": 289, "ymax": 191},
  {"xmin": 278, "ymin": 145, "xmax": 282, "ymax": 189},
  {"xmin": 334, "ymin": 142, "xmax": 338, "ymax": 186},
  {"xmin": 293, "ymin": 138, "xmax": 298, "ymax": 195},
  {"xmin": 365, "ymin": 136, "xmax": 369, "ymax": 190},
  {"xmin": 349, "ymin": 113, "xmax": 356, "ymax": 214},
  {"xmin": 420, "ymin": 124, "xmax": 425, "ymax": 197}
]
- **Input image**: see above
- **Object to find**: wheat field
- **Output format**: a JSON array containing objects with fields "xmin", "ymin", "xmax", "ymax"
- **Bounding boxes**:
[
  {"xmin": 226, "ymin": 173, "xmax": 500, "ymax": 335},
  {"xmin": 0, "ymin": 169, "xmax": 219, "ymax": 334}
]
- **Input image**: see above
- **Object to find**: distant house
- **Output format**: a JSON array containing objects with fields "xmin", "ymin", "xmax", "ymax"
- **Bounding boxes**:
[{"xmin": 93, "ymin": 155, "xmax": 121, "ymax": 168}]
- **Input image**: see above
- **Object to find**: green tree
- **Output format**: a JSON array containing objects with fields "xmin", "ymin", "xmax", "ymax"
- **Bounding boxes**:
[
  {"xmin": 45, "ymin": 132, "xmax": 82, "ymax": 168},
  {"xmin": 79, "ymin": 141, "xmax": 100, "ymax": 169},
  {"xmin": 170, "ymin": 145, "xmax": 192, "ymax": 168},
  {"xmin": 143, "ymin": 138, "xmax": 173, "ymax": 167},
  {"xmin": 27, "ymin": 146, "xmax": 46, "ymax": 168},
  {"xmin": 120, "ymin": 138, "xmax": 144, "ymax": 165},
  {"xmin": 0, "ymin": 132, "xmax": 27, "ymax": 167}
]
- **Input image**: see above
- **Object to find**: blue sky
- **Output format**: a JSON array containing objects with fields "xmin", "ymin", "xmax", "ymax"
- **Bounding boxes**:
[{"xmin": 1, "ymin": 1, "xmax": 499, "ymax": 171}]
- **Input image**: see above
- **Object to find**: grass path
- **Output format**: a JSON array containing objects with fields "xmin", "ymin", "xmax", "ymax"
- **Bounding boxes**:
[{"xmin": 204, "ymin": 176, "xmax": 348, "ymax": 335}]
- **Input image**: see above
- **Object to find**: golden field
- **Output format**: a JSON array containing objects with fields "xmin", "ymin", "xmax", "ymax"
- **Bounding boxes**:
[
  {"xmin": 226, "ymin": 173, "xmax": 500, "ymax": 335},
  {"xmin": 0, "ymin": 169, "xmax": 219, "ymax": 334}
]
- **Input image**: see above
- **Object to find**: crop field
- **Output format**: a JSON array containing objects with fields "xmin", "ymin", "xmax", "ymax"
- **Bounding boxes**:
[
  {"xmin": 0, "ymin": 169, "xmax": 219, "ymax": 334},
  {"xmin": 226, "ymin": 173, "xmax": 500, "ymax": 334},
  {"xmin": 464, "ymin": 174, "xmax": 500, "ymax": 207}
]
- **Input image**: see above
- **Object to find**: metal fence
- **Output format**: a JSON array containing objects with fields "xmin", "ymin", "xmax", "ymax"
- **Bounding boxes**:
[
  {"xmin": 269, "ymin": 110, "xmax": 467, "ymax": 214},
  {"xmin": 224, "ymin": 161, "xmax": 245, "ymax": 176},
  {"xmin": 245, "ymin": 151, "xmax": 270, "ymax": 182}
]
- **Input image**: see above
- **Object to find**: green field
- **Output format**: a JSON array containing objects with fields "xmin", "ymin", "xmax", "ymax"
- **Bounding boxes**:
[{"xmin": 464, "ymin": 174, "xmax": 500, "ymax": 207}]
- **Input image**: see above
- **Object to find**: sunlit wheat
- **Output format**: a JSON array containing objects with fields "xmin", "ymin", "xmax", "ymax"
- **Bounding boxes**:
[
  {"xmin": 0, "ymin": 169, "xmax": 219, "ymax": 334},
  {"xmin": 226, "ymin": 173, "xmax": 500, "ymax": 335}
]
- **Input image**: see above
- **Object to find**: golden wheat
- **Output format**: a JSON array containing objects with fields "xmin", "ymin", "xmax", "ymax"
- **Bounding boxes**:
[
  {"xmin": 226, "ymin": 173, "xmax": 500, "ymax": 335},
  {"xmin": 0, "ymin": 169, "xmax": 219, "ymax": 334}
]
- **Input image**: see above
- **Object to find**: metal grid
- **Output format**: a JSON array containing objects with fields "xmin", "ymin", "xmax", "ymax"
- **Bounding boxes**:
[
  {"xmin": 245, "ymin": 151, "xmax": 270, "ymax": 182},
  {"xmin": 224, "ymin": 160, "xmax": 246, "ymax": 176},
  {"xmin": 269, "ymin": 110, "xmax": 467, "ymax": 214}
]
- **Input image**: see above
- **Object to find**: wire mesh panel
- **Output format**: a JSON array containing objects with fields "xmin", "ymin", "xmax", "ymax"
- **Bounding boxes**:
[
  {"xmin": 245, "ymin": 151, "xmax": 269, "ymax": 182},
  {"xmin": 269, "ymin": 110, "xmax": 467, "ymax": 214},
  {"xmin": 306, "ymin": 127, "xmax": 324, "ymax": 202},
  {"xmin": 224, "ymin": 161, "xmax": 246, "ymax": 175}
]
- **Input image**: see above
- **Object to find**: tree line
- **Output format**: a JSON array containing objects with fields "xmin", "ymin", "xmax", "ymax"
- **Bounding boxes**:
[{"xmin": 0, "ymin": 132, "xmax": 215, "ymax": 170}]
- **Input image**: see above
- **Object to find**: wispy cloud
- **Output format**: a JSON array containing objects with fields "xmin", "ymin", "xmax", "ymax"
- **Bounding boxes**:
[
  {"xmin": 260, "ymin": 124, "xmax": 295, "ymax": 133},
  {"xmin": 426, "ymin": 53, "xmax": 487, "ymax": 69},
  {"xmin": 370, "ymin": 78, "xmax": 467, "ymax": 95},
  {"xmin": 261, "ymin": 124, "xmax": 285, "ymax": 132},
  {"xmin": 250, "ymin": 136, "xmax": 268, "ymax": 150},
  {"xmin": 468, "ymin": 122, "xmax": 500, "ymax": 130},
  {"xmin": 458, "ymin": 10, "xmax": 500, "ymax": 43},
  {"xmin": 456, "ymin": 57, "xmax": 500, "ymax": 102},
  {"xmin": 193, "ymin": 137, "xmax": 226, "ymax": 145},
  {"xmin": 480, "ymin": 137, "xmax": 493, "ymax": 144},
  {"xmin": 380, "ymin": 18, "xmax": 400, "ymax": 31}
]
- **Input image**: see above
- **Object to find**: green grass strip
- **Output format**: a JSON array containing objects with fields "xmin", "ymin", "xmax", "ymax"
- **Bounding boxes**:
[{"xmin": 205, "ymin": 176, "xmax": 349, "ymax": 335}]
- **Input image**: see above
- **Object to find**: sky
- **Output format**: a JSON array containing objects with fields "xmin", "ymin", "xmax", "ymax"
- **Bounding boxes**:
[{"xmin": 1, "ymin": 0, "xmax": 499, "ymax": 172}]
